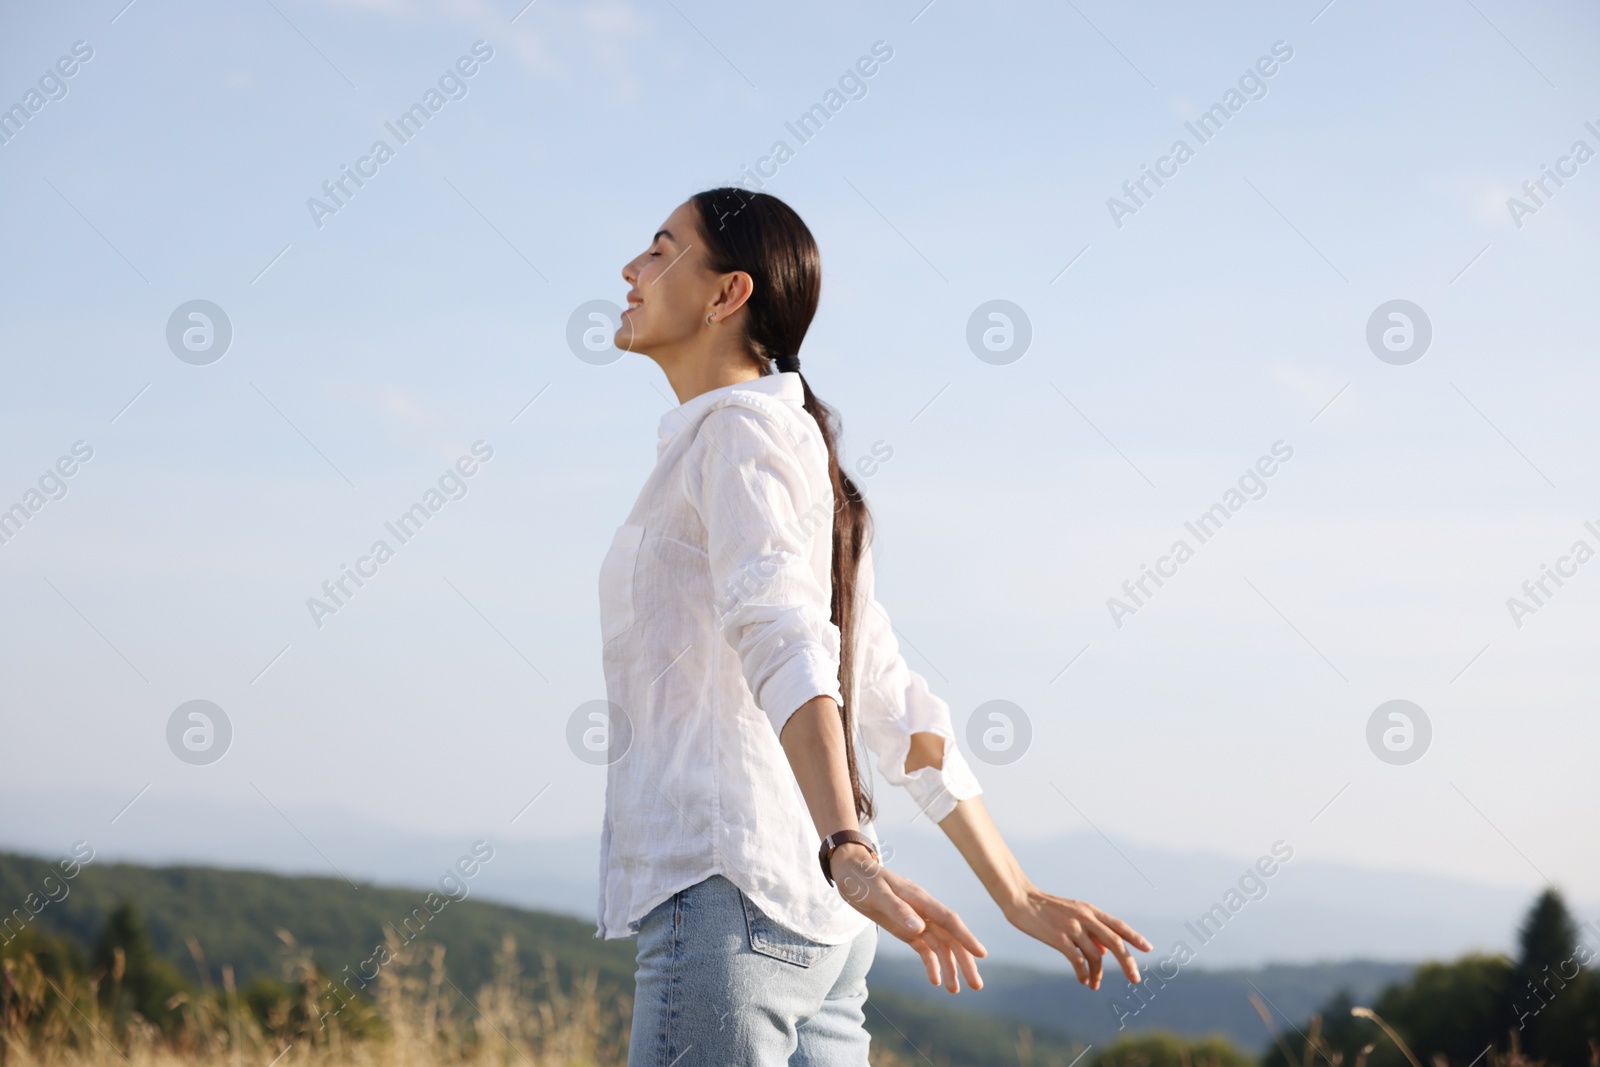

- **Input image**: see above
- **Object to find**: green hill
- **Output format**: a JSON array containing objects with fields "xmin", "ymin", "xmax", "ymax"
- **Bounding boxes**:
[
  {"xmin": 0, "ymin": 849, "xmax": 1087, "ymax": 1066},
  {"xmin": 0, "ymin": 849, "xmax": 636, "ymax": 993}
]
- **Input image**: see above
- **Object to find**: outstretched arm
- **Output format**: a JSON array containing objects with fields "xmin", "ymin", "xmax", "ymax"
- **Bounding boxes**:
[
  {"xmin": 845, "ymin": 545, "xmax": 1148, "ymax": 989},
  {"xmin": 931, "ymin": 786, "xmax": 1151, "ymax": 989}
]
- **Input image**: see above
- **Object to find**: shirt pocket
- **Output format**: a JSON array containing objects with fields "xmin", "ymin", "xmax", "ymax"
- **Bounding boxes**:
[
  {"xmin": 738, "ymin": 888, "xmax": 833, "ymax": 968},
  {"xmin": 598, "ymin": 523, "xmax": 646, "ymax": 644}
]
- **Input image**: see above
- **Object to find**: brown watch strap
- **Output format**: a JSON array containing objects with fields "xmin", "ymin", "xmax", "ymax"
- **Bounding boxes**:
[{"xmin": 818, "ymin": 829, "xmax": 878, "ymax": 886}]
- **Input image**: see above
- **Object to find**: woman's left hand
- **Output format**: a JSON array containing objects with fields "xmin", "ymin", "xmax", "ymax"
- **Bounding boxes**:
[
  {"xmin": 1003, "ymin": 885, "xmax": 1151, "ymax": 990},
  {"xmin": 829, "ymin": 843, "xmax": 988, "ymax": 993}
]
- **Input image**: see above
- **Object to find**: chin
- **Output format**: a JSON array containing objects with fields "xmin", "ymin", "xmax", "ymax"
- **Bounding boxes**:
[{"xmin": 614, "ymin": 323, "xmax": 644, "ymax": 352}]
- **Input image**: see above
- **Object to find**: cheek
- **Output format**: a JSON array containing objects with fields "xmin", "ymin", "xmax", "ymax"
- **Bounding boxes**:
[{"xmin": 643, "ymin": 270, "xmax": 693, "ymax": 324}]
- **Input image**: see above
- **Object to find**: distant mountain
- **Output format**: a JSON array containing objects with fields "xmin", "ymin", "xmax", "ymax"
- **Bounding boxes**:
[{"xmin": 870, "ymin": 956, "xmax": 1415, "ymax": 1050}]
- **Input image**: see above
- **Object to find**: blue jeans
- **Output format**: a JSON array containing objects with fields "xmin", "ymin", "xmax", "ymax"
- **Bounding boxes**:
[{"xmin": 628, "ymin": 875, "xmax": 879, "ymax": 1067}]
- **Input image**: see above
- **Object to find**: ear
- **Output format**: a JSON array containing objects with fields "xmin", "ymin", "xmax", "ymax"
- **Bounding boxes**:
[{"xmin": 709, "ymin": 270, "xmax": 755, "ymax": 322}]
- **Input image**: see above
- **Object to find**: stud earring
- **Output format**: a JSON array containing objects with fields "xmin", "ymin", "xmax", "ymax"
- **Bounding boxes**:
[{"xmin": 706, "ymin": 314, "xmax": 715, "ymax": 325}]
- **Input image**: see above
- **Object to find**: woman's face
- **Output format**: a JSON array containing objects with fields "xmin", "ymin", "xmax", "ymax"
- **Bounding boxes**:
[{"xmin": 617, "ymin": 200, "xmax": 716, "ymax": 355}]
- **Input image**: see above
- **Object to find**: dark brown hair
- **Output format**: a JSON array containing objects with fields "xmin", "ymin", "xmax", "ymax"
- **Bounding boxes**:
[{"xmin": 690, "ymin": 187, "xmax": 875, "ymax": 822}]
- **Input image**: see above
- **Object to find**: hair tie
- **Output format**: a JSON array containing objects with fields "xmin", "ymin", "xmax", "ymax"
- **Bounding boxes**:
[{"xmin": 774, "ymin": 354, "xmax": 801, "ymax": 374}]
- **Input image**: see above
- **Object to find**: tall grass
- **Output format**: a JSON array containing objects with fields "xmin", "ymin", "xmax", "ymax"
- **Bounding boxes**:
[
  {"xmin": 1, "ymin": 929, "xmax": 628, "ymax": 1067},
  {"xmin": 1, "ymin": 929, "xmax": 918, "ymax": 1067}
]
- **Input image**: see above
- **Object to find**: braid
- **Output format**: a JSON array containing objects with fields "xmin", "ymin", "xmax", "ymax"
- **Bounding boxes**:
[{"xmin": 691, "ymin": 188, "xmax": 876, "ymax": 823}]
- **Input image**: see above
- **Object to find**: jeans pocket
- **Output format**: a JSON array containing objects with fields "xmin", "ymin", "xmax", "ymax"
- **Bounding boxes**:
[{"xmin": 738, "ymin": 890, "xmax": 832, "ymax": 968}]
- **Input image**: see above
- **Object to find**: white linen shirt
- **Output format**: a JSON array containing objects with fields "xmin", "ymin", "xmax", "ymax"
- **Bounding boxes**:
[{"xmin": 595, "ymin": 370, "xmax": 983, "ymax": 944}]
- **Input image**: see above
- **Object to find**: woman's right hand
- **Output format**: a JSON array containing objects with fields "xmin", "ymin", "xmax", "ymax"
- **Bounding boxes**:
[
  {"xmin": 830, "ymin": 843, "xmax": 987, "ymax": 994},
  {"xmin": 1002, "ymin": 885, "xmax": 1149, "ymax": 990}
]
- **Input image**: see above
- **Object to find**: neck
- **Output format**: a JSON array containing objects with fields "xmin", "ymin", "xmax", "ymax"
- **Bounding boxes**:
[{"xmin": 651, "ymin": 340, "xmax": 764, "ymax": 405}]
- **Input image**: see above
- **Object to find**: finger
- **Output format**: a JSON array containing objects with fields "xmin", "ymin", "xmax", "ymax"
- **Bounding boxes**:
[
  {"xmin": 869, "ymin": 883, "xmax": 925, "ymax": 940},
  {"xmin": 1096, "ymin": 910, "xmax": 1153, "ymax": 954},
  {"xmin": 949, "ymin": 936, "xmax": 984, "ymax": 991},
  {"xmin": 1053, "ymin": 932, "xmax": 1090, "ymax": 986},
  {"xmin": 887, "ymin": 876, "xmax": 987, "ymax": 958},
  {"xmin": 911, "ymin": 937, "xmax": 942, "ymax": 988},
  {"xmin": 1081, "ymin": 916, "xmax": 1126, "ymax": 960},
  {"xmin": 919, "ymin": 901, "xmax": 986, "ymax": 958},
  {"xmin": 1070, "ymin": 929, "xmax": 1104, "ymax": 989},
  {"xmin": 917, "ymin": 925, "xmax": 952, "ymax": 993},
  {"xmin": 939, "ymin": 943, "xmax": 959, "ymax": 993},
  {"xmin": 927, "ymin": 928, "xmax": 960, "ymax": 994},
  {"xmin": 1084, "ymin": 916, "xmax": 1141, "ymax": 984}
]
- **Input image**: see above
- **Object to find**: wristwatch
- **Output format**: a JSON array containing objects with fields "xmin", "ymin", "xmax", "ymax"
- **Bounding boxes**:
[{"xmin": 818, "ymin": 829, "xmax": 878, "ymax": 886}]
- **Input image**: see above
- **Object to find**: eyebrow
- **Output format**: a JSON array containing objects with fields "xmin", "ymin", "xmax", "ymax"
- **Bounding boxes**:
[{"xmin": 653, "ymin": 229, "xmax": 674, "ymax": 243}]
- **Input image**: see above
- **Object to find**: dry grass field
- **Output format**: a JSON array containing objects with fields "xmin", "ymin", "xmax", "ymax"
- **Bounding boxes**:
[{"xmin": 0, "ymin": 930, "xmax": 924, "ymax": 1067}]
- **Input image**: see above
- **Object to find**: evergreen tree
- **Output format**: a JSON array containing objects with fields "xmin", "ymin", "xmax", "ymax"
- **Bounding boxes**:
[
  {"xmin": 91, "ymin": 902, "xmax": 187, "ymax": 1030},
  {"xmin": 1517, "ymin": 890, "xmax": 1578, "ymax": 984},
  {"xmin": 1507, "ymin": 888, "xmax": 1598, "ymax": 1065}
]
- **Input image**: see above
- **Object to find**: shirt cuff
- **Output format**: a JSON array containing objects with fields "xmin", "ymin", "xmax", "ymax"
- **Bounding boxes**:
[
  {"xmin": 901, "ymin": 739, "xmax": 983, "ymax": 824},
  {"xmin": 759, "ymin": 649, "xmax": 844, "ymax": 737}
]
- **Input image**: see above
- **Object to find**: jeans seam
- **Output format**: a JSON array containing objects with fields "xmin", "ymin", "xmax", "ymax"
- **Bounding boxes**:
[{"xmin": 661, "ymin": 890, "xmax": 682, "ymax": 1067}]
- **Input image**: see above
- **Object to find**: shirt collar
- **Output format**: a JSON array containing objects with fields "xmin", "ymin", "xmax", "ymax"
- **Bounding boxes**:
[{"xmin": 656, "ymin": 371, "xmax": 804, "ymax": 447}]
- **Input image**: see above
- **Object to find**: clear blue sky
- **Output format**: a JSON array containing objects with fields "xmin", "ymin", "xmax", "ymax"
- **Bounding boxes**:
[{"xmin": 2, "ymin": 0, "xmax": 1597, "ymax": 920}]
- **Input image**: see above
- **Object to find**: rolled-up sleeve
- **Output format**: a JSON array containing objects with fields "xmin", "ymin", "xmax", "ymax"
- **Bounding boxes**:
[
  {"xmin": 852, "ymin": 543, "xmax": 982, "ymax": 823},
  {"xmin": 684, "ymin": 403, "xmax": 843, "ymax": 736}
]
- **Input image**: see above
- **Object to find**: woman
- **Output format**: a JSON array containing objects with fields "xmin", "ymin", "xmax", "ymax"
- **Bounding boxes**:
[{"xmin": 597, "ymin": 187, "xmax": 1150, "ymax": 1066}]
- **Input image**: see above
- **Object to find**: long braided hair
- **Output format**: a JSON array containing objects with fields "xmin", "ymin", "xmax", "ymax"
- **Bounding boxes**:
[{"xmin": 690, "ymin": 187, "xmax": 875, "ymax": 822}]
